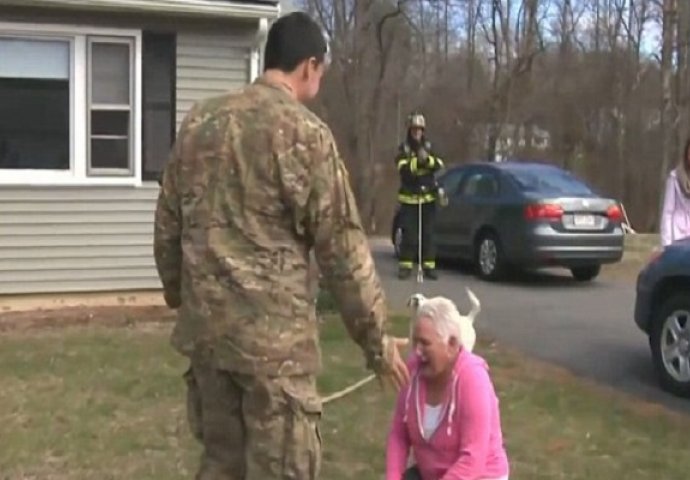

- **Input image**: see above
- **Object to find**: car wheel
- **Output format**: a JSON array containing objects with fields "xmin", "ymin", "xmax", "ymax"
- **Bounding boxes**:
[
  {"xmin": 475, "ymin": 232, "xmax": 504, "ymax": 281},
  {"xmin": 570, "ymin": 265, "xmax": 601, "ymax": 282},
  {"xmin": 650, "ymin": 292, "xmax": 690, "ymax": 398}
]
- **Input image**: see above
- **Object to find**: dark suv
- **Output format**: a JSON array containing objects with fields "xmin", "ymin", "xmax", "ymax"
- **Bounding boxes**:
[{"xmin": 634, "ymin": 238, "xmax": 690, "ymax": 398}]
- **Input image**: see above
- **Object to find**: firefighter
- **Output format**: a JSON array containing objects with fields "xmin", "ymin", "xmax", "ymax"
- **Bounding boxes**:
[{"xmin": 395, "ymin": 111, "xmax": 444, "ymax": 280}]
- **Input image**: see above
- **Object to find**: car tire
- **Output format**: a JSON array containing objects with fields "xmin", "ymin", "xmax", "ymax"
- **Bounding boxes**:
[
  {"xmin": 649, "ymin": 291, "xmax": 690, "ymax": 398},
  {"xmin": 475, "ymin": 231, "xmax": 505, "ymax": 281},
  {"xmin": 570, "ymin": 265, "xmax": 601, "ymax": 282}
]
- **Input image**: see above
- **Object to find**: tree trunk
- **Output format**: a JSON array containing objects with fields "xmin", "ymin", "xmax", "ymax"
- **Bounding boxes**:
[{"xmin": 660, "ymin": 0, "xmax": 678, "ymax": 214}]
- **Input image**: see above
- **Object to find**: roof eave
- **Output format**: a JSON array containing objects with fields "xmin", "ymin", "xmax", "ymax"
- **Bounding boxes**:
[{"xmin": 0, "ymin": 0, "xmax": 281, "ymax": 20}]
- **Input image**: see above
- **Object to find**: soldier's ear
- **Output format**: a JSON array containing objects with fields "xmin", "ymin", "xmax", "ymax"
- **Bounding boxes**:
[{"xmin": 299, "ymin": 59, "xmax": 310, "ymax": 80}]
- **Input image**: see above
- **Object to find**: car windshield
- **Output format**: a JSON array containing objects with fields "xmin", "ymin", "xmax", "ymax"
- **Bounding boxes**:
[{"xmin": 507, "ymin": 166, "xmax": 593, "ymax": 196}]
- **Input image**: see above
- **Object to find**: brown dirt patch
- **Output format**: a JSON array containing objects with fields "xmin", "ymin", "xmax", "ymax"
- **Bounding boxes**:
[{"xmin": 0, "ymin": 305, "xmax": 175, "ymax": 333}]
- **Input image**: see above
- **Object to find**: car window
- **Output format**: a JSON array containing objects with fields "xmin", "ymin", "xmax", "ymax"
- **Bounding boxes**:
[
  {"xmin": 459, "ymin": 172, "xmax": 499, "ymax": 198},
  {"xmin": 508, "ymin": 167, "xmax": 593, "ymax": 195},
  {"xmin": 439, "ymin": 169, "xmax": 466, "ymax": 196}
]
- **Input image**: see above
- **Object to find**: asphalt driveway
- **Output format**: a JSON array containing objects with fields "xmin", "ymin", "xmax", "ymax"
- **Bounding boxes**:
[{"xmin": 370, "ymin": 241, "xmax": 690, "ymax": 415}]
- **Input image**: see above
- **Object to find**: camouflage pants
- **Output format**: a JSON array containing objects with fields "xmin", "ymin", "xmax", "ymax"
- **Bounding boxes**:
[{"xmin": 183, "ymin": 358, "xmax": 322, "ymax": 480}]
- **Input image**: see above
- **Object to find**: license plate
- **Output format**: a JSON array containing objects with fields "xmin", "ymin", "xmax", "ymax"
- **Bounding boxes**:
[{"xmin": 573, "ymin": 214, "xmax": 595, "ymax": 227}]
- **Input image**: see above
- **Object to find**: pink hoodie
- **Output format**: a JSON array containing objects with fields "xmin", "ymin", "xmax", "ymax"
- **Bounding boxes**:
[{"xmin": 386, "ymin": 348, "xmax": 509, "ymax": 480}]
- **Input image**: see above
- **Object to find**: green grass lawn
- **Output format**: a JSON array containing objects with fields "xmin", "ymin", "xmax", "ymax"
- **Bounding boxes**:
[{"xmin": 0, "ymin": 309, "xmax": 689, "ymax": 479}]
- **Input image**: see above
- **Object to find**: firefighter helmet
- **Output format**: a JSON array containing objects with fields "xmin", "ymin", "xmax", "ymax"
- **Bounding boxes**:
[{"xmin": 407, "ymin": 112, "xmax": 426, "ymax": 129}]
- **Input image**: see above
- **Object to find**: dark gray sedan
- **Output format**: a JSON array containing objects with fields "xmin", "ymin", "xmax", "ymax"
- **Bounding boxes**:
[{"xmin": 392, "ymin": 161, "xmax": 625, "ymax": 281}]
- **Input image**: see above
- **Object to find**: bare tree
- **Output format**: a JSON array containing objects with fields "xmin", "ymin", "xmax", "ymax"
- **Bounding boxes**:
[
  {"xmin": 290, "ymin": 0, "xmax": 676, "ymax": 233},
  {"xmin": 660, "ymin": 0, "xmax": 677, "ymax": 212}
]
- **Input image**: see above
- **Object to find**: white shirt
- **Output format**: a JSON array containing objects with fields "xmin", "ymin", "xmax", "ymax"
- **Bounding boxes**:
[{"xmin": 422, "ymin": 403, "xmax": 444, "ymax": 440}]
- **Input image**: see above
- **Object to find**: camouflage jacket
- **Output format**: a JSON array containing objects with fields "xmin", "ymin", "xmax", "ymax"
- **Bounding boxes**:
[{"xmin": 153, "ymin": 77, "xmax": 390, "ymax": 376}]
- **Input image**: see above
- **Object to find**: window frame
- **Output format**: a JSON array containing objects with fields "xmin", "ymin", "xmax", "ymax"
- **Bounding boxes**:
[
  {"xmin": 87, "ymin": 35, "xmax": 136, "ymax": 177},
  {"xmin": 0, "ymin": 33, "xmax": 76, "ymax": 180},
  {"xmin": 0, "ymin": 22, "xmax": 142, "ymax": 186}
]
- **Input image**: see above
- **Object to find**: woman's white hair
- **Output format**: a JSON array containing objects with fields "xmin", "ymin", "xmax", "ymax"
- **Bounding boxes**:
[{"xmin": 415, "ymin": 296, "xmax": 463, "ymax": 344}]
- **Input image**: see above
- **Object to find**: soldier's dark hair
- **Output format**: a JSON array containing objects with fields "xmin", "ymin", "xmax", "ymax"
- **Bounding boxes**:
[{"xmin": 263, "ymin": 12, "xmax": 328, "ymax": 73}]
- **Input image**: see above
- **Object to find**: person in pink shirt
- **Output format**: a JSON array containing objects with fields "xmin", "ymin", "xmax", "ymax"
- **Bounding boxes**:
[
  {"xmin": 661, "ymin": 138, "xmax": 690, "ymax": 247},
  {"xmin": 386, "ymin": 296, "xmax": 509, "ymax": 480}
]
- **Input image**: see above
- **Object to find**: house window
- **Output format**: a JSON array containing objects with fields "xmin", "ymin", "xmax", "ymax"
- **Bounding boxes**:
[
  {"xmin": 0, "ymin": 24, "xmax": 142, "ymax": 185},
  {"xmin": 0, "ymin": 37, "xmax": 71, "ymax": 171},
  {"xmin": 88, "ymin": 38, "xmax": 134, "ymax": 175}
]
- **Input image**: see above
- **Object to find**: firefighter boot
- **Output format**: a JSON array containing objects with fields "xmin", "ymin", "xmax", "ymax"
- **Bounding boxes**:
[{"xmin": 398, "ymin": 266, "xmax": 412, "ymax": 280}]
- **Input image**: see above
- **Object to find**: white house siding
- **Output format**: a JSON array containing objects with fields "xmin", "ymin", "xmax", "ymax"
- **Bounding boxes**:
[
  {"xmin": 0, "ymin": 186, "xmax": 162, "ymax": 294},
  {"xmin": 0, "ymin": 15, "xmax": 257, "ymax": 295},
  {"xmin": 176, "ymin": 32, "xmax": 251, "ymax": 128}
]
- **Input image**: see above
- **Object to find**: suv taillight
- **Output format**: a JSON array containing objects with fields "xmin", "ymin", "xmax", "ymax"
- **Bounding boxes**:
[{"xmin": 525, "ymin": 203, "xmax": 563, "ymax": 220}]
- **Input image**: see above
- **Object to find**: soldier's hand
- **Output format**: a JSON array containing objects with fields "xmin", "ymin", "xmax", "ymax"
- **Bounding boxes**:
[
  {"xmin": 376, "ymin": 335, "xmax": 410, "ymax": 392},
  {"xmin": 388, "ymin": 336, "xmax": 411, "ymax": 391}
]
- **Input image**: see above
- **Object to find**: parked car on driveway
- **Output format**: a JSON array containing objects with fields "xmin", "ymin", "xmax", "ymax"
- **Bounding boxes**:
[
  {"xmin": 634, "ymin": 238, "xmax": 690, "ymax": 398},
  {"xmin": 391, "ymin": 161, "xmax": 625, "ymax": 281}
]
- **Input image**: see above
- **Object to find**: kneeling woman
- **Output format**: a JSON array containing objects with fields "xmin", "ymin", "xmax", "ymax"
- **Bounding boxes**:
[{"xmin": 386, "ymin": 297, "xmax": 509, "ymax": 480}]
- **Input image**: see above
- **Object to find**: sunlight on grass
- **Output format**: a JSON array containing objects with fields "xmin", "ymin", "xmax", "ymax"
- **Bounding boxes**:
[{"xmin": 0, "ymin": 314, "xmax": 688, "ymax": 479}]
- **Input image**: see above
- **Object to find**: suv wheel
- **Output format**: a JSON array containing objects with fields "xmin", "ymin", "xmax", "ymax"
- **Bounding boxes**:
[
  {"xmin": 649, "ymin": 292, "xmax": 690, "ymax": 398},
  {"xmin": 570, "ymin": 265, "xmax": 601, "ymax": 282},
  {"xmin": 475, "ymin": 232, "xmax": 505, "ymax": 281}
]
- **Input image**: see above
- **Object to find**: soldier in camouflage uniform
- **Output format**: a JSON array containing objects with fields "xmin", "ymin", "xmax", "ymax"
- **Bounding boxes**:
[{"xmin": 153, "ymin": 12, "xmax": 410, "ymax": 480}]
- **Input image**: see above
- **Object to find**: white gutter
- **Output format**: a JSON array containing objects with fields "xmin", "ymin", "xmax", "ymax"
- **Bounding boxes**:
[
  {"xmin": 249, "ymin": 17, "xmax": 269, "ymax": 81},
  {"xmin": 0, "ymin": 0, "xmax": 280, "ymax": 20}
]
